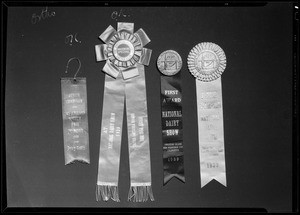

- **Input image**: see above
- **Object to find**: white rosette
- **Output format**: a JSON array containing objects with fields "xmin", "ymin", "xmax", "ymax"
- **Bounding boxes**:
[{"xmin": 95, "ymin": 23, "xmax": 152, "ymax": 80}]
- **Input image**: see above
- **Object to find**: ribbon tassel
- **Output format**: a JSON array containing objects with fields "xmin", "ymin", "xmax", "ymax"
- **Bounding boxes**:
[
  {"xmin": 128, "ymin": 186, "xmax": 154, "ymax": 202},
  {"xmin": 96, "ymin": 185, "xmax": 120, "ymax": 202}
]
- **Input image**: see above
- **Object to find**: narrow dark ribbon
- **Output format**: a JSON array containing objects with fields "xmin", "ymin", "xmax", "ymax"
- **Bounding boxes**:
[{"xmin": 160, "ymin": 73, "xmax": 185, "ymax": 185}]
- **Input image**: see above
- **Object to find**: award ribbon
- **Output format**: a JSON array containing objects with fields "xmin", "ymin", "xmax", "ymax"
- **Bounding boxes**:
[
  {"xmin": 95, "ymin": 22, "xmax": 154, "ymax": 202},
  {"xmin": 61, "ymin": 58, "xmax": 90, "ymax": 165},
  {"xmin": 188, "ymin": 42, "xmax": 227, "ymax": 187},
  {"xmin": 157, "ymin": 50, "xmax": 185, "ymax": 185}
]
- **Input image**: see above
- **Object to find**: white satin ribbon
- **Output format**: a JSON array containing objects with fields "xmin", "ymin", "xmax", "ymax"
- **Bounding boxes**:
[{"xmin": 196, "ymin": 78, "xmax": 226, "ymax": 187}]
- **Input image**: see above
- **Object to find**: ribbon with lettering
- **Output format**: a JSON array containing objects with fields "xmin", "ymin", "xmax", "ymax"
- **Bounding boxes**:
[
  {"xmin": 95, "ymin": 22, "xmax": 154, "ymax": 202},
  {"xmin": 187, "ymin": 42, "xmax": 227, "ymax": 187},
  {"xmin": 61, "ymin": 58, "xmax": 90, "ymax": 165},
  {"xmin": 157, "ymin": 50, "xmax": 185, "ymax": 185}
]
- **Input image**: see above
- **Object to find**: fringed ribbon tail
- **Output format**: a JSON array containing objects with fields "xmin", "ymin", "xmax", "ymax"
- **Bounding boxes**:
[
  {"xmin": 96, "ymin": 185, "xmax": 120, "ymax": 202},
  {"xmin": 128, "ymin": 185, "xmax": 154, "ymax": 202}
]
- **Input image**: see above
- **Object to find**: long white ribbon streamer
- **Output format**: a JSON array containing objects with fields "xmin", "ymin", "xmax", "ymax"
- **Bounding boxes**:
[{"xmin": 196, "ymin": 78, "xmax": 226, "ymax": 187}]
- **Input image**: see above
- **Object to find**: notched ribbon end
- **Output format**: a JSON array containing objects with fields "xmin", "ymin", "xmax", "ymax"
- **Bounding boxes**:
[
  {"xmin": 201, "ymin": 176, "xmax": 227, "ymax": 188},
  {"xmin": 163, "ymin": 173, "xmax": 185, "ymax": 186}
]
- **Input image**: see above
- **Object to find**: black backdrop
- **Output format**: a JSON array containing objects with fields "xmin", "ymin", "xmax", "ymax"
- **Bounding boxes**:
[{"xmin": 5, "ymin": 3, "xmax": 294, "ymax": 212}]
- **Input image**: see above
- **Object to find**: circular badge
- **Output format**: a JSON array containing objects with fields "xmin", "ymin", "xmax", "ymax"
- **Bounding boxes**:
[
  {"xmin": 113, "ymin": 40, "xmax": 135, "ymax": 62},
  {"xmin": 157, "ymin": 50, "xmax": 182, "ymax": 76},
  {"xmin": 106, "ymin": 31, "xmax": 142, "ymax": 69},
  {"xmin": 187, "ymin": 42, "xmax": 226, "ymax": 82}
]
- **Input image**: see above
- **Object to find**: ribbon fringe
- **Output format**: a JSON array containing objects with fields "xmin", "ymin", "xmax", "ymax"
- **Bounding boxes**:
[
  {"xmin": 96, "ymin": 185, "xmax": 120, "ymax": 202},
  {"xmin": 128, "ymin": 185, "xmax": 154, "ymax": 202}
]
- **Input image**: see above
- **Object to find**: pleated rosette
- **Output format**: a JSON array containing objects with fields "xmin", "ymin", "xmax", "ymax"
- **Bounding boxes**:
[{"xmin": 95, "ymin": 22, "xmax": 152, "ymax": 80}]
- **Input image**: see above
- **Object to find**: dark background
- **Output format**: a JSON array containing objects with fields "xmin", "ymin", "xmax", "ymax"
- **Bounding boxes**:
[{"xmin": 5, "ymin": 3, "xmax": 293, "ymax": 212}]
